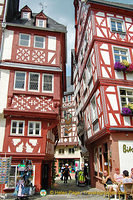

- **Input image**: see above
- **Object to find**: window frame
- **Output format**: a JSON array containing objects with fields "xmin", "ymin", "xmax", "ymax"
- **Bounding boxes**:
[
  {"xmin": 59, "ymin": 149, "xmax": 64, "ymax": 154},
  {"xmin": 118, "ymin": 86, "xmax": 133, "ymax": 110},
  {"xmin": 112, "ymin": 46, "xmax": 130, "ymax": 63},
  {"xmin": 110, "ymin": 18, "xmax": 126, "ymax": 33},
  {"xmin": 68, "ymin": 95, "xmax": 71, "ymax": 102},
  {"xmin": 14, "ymin": 71, "xmax": 26, "ymax": 91},
  {"xmin": 19, "ymin": 33, "xmax": 30, "ymax": 47},
  {"xmin": 28, "ymin": 72, "xmax": 40, "ymax": 92},
  {"xmin": 10, "ymin": 120, "xmax": 25, "ymax": 136},
  {"xmin": 22, "ymin": 12, "xmax": 29, "ymax": 19},
  {"xmin": 90, "ymin": 96, "xmax": 98, "ymax": 123},
  {"xmin": 42, "ymin": 73, "xmax": 54, "ymax": 93},
  {"xmin": 38, "ymin": 19, "xmax": 44, "ymax": 27},
  {"xmin": 28, "ymin": 121, "xmax": 41, "ymax": 136},
  {"xmin": 69, "ymin": 148, "xmax": 75, "ymax": 154},
  {"xmin": 98, "ymin": 146, "xmax": 103, "ymax": 173},
  {"xmin": 64, "ymin": 96, "xmax": 66, "ymax": 102},
  {"xmin": 34, "ymin": 35, "xmax": 45, "ymax": 49}
]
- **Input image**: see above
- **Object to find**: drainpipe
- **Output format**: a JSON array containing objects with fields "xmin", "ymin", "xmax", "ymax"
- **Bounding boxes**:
[{"xmin": 0, "ymin": 0, "xmax": 8, "ymax": 61}]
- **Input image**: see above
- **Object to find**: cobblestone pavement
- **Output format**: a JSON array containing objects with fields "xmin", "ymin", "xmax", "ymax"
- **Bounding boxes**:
[{"xmin": 5, "ymin": 178, "xmax": 111, "ymax": 200}]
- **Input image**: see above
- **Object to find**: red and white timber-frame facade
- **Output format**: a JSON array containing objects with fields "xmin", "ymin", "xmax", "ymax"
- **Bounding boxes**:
[
  {"xmin": 55, "ymin": 77, "xmax": 83, "ymax": 175},
  {"xmin": 73, "ymin": 0, "xmax": 133, "ymax": 189},
  {"xmin": 0, "ymin": 0, "xmax": 66, "ymax": 191}
]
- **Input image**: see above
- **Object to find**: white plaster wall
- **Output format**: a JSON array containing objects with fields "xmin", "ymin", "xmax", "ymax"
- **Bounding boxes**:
[
  {"xmin": 0, "ymin": 5, "xmax": 3, "ymax": 15},
  {"xmin": 48, "ymin": 36, "xmax": 56, "ymax": 50},
  {"xmin": 107, "ymin": 94, "xmax": 118, "ymax": 110},
  {"xmin": 115, "ymin": 71, "xmax": 124, "ymax": 79},
  {"xmin": 0, "ymin": 69, "xmax": 10, "ymax": 113},
  {"xmin": 55, "ymin": 146, "xmax": 81, "ymax": 159},
  {"xmin": 0, "ymin": 118, "xmax": 6, "ymax": 152},
  {"xmin": 2, "ymin": 30, "xmax": 14, "ymax": 60},
  {"xmin": 126, "ymin": 73, "xmax": 133, "ymax": 81},
  {"xmin": 123, "ymin": 116, "xmax": 131, "ymax": 126},
  {"xmin": 0, "ymin": 0, "xmax": 4, "ymax": 3},
  {"xmin": 119, "ymin": 141, "xmax": 133, "ymax": 174}
]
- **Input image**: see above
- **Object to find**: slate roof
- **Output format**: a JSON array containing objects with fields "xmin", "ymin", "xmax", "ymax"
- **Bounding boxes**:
[
  {"xmin": 87, "ymin": 0, "xmax": 133, "ymax": 11},
  {"xmin": 6, "ymin": 11, "xmax": 67, "ymax": 33}
]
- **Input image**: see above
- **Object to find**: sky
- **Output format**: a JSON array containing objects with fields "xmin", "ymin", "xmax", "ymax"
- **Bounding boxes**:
[{"xmin": 19, "ymin": 0, "xmax": 133, "ymax": 76}]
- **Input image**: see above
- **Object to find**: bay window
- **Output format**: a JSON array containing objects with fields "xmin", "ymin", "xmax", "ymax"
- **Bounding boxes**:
[
  {"xmin": 42, "ymin": 74, "xmax": 53, "ymax": 92},
  {"xmin": 11, "ymin": 120, "xmax": 24, "ymax": 135},
  {"xmin": 14, "ymin": 72, "xmax": 26, "ymax": 90},
  {"xmin": 28, "ymin": 121, "xmax": 41, "ymax": 136},
  {"xmin": 29, "ymin": 72, "xmax": 39, "ymax": 91}
]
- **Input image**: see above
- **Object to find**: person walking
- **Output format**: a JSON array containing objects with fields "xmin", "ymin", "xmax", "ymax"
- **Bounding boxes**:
[
  {"xmin": 63, "ymin": 164, "xmax": 70, "ymax": 183},
  {"xmin": 60, "ymin": 164, "xmax": 65, "ymax": 181}
]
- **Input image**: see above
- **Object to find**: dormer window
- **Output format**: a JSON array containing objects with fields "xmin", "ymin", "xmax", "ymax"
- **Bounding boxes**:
[
  {"xmin": 22, "ymin": 12, "xmax": 30, "ymax": 19},
  {"xmin": 21, "ymin": 5, "xmax": 32, "ymax": 20},
  {"xmin": 35, "ymin": 11, "xmax": 47, "ymax": 28},
  {"xmin": 38, "ymin": 20, "xmax": 44, "ymax": 27}
]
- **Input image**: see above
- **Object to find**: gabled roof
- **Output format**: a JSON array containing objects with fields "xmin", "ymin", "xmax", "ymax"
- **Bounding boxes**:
[
  {"xmin": 21, "ymin": 5, "xmax": 32, "ymax": 12},
  {"xmin": 87, "ymin": 0, "xmax": 133, "ymax": 11},
  {"xmin": 35, "ymin": 11, "xmax": 47, "ymax": 20},
  {"xmin": 6, "ymin": 12, "xmax": 66, "ymax": 33}
]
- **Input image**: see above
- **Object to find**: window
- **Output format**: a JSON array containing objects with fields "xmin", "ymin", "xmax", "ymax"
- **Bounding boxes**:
[
  {"xmin": 64, "ymin": 111, "xmax": 67, "ymax": 117},
  {"xmin": 68, "ymin": 95, "xmax": 71, "ymax": 102},
  {"xmin": 28, "ymin": 121, "xmax": 41, "ymax": 136},
  {"xmin": 7, "ymin": 166, "xmax": 17, "ymax": 188},
  {"xmin": 98, "ymin": 146, "xmax": 103, "ymax": 172},
  {"xmin": 22, "ymin": 12, "xmax": 29, "ymax": 19},
  {"xmin": 94, "ymin": 148, "xmax": 98, "ymax": 175},
  {"xmin": 64, "ymin": 96, "xmax": 66, "ymax": 102},
  {"xmin": 14, "ymin": 72, "xmax": 26, "ymax": 90},
  {"xmin": 59, "ymin": 149, "xmax": 64, "ymax": 154},
  {"xmin": 38, "ymin": 20, "xmax": 44, "ymax": 27},
  {"xmin": 120, "ymin": 88, "xmax": 133, "ymax": 107},
  {"xmin": 29, "ymin": 73, "xmax": 39, "ymax": 91},
  {"xmin": 11, "ymin": 120, "xmax": 24, "ymax": 135},
  {"xmin": 34, "ymin": 36, "xmax": 45, "ymax": 48},
  {"xmin": 19, "ymin": 34, "xmax": 30, "ymax": 46},
  {"xmin": 86, "ymin": 56, "xmax": 92, "ymax": 81},
  {"xmin": 69, "ymin": 148, "xmax": 75, "ymax": 154},
  {"xmin": 42, "ymin": 74, "xmax": 53, "ymax": 92},
  {"xmin": 111, "ymin": 18, "xmax": 125, "ymax": 33},
  {"xmin": 113, "ymin": 47, "xmax": 129, "ymax": 63},
  {"xmin": 91, "ymin": 96, "xmax": 97, "ymax": 122}
]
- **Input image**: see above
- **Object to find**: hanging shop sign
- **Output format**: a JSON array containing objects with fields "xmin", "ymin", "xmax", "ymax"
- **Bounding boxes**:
[{"xmin": 0, "ymin": 157, "xmax": 12, "ymax": 184}]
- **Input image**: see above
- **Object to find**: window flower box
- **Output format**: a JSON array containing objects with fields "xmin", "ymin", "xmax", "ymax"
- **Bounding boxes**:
[
  {"xmin": 122, "ymin": 104, "xmax": 133, "ymax": 115},
  {"xmin": 114, "ymin": 60, "xmax": 133, "ymax": 72}
]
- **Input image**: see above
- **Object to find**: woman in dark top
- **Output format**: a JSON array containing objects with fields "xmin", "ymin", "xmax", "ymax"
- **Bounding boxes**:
[{"xmin": 102, "ymin": 170, "xmax": 114, "ymax": 192}]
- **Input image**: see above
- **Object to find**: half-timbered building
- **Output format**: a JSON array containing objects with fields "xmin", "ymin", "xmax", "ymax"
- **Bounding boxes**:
[
  {"xmin": 55, "ymin": 76, "xmax": 83, "ymax": 176},
  {"xmin": 73, "ymin": 0, "xmax": 133, "ymax": 189},
  {"xmin": 0, "ymin": 1, "xmax": 66, "ymax": 191}
]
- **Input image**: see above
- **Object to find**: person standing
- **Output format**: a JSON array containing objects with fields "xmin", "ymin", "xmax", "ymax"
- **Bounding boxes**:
[
  {"xmin": 84, "ymin": 163, "xmax": 88, "ymax": 185},
  {"xmin": 60, "ymin": 164, "xmax": 65, "ymax": 181},
  {"xmin": 63, "ymin": 164, "xmax": 70, "ymax": 183}
]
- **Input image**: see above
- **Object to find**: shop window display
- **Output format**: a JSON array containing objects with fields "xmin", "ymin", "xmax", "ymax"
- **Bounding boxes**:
[{"xmin": 14, "ymin": 160, "xmax": 35, "ymax": 199}]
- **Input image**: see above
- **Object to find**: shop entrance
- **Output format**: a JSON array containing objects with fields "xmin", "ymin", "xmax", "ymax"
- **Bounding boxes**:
[{"xmin": 41, "ymin": 164, "xmax": 48, "ymax": 189}]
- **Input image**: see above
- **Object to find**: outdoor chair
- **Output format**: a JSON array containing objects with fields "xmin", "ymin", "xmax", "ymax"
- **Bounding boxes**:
[{"xmin": 123, "ymin": 183, "xmax": 133, "ymax": 200}]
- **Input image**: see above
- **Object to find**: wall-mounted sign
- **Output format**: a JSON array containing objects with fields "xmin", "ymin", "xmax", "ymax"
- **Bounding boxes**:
[
  {"xmin": 119, "ymin": 141, "xmax": 133, "ymax": 174},
  {"xmin": 123, "ymin": 144, "xmax": 133, "ymax": 153}
]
